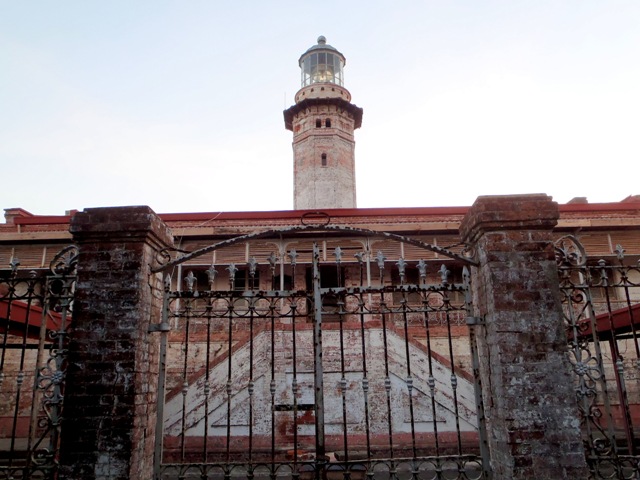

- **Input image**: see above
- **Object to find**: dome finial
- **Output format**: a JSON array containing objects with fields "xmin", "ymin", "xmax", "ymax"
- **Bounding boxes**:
[{"xmin": 317, "ymin": 35, "xmax": 326, "ymax": 45}]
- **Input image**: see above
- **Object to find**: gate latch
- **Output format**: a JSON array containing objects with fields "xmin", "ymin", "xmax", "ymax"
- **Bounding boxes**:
[
  {"xmin": 466, "ymin": 316, "xmax": 485, "ymax": 326},
  {"xmin": 148, "ymin": 322, "xmax": 171, "ymax": 333}
]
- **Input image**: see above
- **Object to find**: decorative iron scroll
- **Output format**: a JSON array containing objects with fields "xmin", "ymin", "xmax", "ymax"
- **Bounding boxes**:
[
  {"xmin": 49, "ymin": 245, "xmax": 79, "ymax": 276},
  {"xmin": 555, "ymin": 234, "xmax": 587, "ymax": 267},
  {"xmin": 556, "ymin": 236, "xmax": 640, "ymax": 479},
  {"xmin": 0, "ymin": 246, "xmax": 77, "ymax": 479}
]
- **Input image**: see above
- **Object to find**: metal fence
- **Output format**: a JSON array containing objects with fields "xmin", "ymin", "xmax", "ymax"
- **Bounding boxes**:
[
  {"xmin": 151, "ymin": 229, "xmax": 489, "ymax": 480},
  {"xmin": 0, "ymin": 246, "xmax": 77, "ymax": 479},
  {"xmin": 557, "ymin": 236, "xmax": 640, "ymax": 479}
]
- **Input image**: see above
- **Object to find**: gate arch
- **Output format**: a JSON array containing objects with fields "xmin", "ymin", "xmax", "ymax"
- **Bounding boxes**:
[{"xmin": 151, "ymin": 224, "xmax": 477, "ymax": 274}]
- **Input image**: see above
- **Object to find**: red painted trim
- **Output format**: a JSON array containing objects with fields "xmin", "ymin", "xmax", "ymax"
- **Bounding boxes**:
[
  {"xmin": 158, "ymin": 206, "xmax": 470, "ymax": 223},
  {"xmin": 13, "ymin": 215, "xmax": 73, "ymax": 225},
  {"xmin": 573, "ymin": 303, "xmax": 640, "ymax": 338},
  {"xmin": 9, "ymin": 201, "xmax": 640, "ymax": 226},
  {"xmin": 558, "ymin": 202, "xmax": 640, "ymax": 213},
  {"xmin": 0, "ymin": 299, "xmax": 61, "ymax": 332}
]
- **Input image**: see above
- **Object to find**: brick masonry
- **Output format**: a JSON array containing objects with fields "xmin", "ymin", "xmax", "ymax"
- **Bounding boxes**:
[
  {"xmin": 290, "ymin": 103, "xmax": 358, "ymax": 210},
  {"xmin": 460, "ymin": 194, "xmax": 589, "ymax": 479},
  {"xmin": 58, "ymin": 206, "xmax": 173, "ymax": 480}
]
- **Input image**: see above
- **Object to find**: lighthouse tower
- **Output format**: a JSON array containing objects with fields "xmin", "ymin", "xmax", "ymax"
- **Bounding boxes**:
[{"xmin": 284, "ymin": 36, "xmax": 363, "ymax": 210}]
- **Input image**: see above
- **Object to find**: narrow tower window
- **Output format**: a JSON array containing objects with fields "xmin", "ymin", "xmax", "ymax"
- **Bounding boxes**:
[
  {"xmin": 316, "ymin": 119, "xmax": 321, "ymax": 128},
  {"xmin": 325, "ymin": 119, "xmax": 331, "ymax": 128},
  {"xmin": 321, "ymin": 153, "xmax": 327, "ymax": 166}
]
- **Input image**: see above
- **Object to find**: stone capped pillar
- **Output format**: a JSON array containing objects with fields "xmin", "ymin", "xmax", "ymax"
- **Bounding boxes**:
[
  {"xmin": 460, "ymin": 194, "xmax": 589, "ymax": 479},
  {"xmin": 59, "ymin": 206, "xmax": 173, "ymax": 480}
]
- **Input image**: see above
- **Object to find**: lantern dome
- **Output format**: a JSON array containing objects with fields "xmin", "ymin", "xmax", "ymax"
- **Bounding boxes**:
[{"xmin": 298, "ymin": 36, "xmax": 346, "ymax": 87}]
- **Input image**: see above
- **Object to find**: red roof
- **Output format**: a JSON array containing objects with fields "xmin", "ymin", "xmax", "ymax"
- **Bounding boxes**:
[
  {"xmin": 0, "ymin": 300, "xmax": 62, "ymax": 337},
  {"xmin": 573, "ymin": 303, "xmax": 640, "ymax": 340}
]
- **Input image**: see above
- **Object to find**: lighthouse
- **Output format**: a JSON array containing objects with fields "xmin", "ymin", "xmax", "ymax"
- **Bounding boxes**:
[{"xmin": 284, "ymin": 36, "xmax": 363, "ymax": 210}]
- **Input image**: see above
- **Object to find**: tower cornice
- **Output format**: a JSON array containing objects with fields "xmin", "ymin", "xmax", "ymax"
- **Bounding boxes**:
[{"xmin": 283, "ymin": 97, "xmax": 363, "ymax": 131}]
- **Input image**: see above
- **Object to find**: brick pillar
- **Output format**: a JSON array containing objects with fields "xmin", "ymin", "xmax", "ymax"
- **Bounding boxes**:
[
  {"xmin": 59, "ymin": 206, "xmax": 173, "ymax": 480},
  {"xmin": 459, "ymin": 195, "xmax": 589, "ymax": 479}
]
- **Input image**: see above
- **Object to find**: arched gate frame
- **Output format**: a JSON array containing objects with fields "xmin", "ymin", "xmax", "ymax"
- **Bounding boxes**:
[{"xmin": 150, "ymin": 225, "xmax": 490, "ymax": 479}]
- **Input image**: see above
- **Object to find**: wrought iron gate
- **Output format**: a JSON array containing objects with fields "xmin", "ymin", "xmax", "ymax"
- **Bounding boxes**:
[
  {"xmin": 0, "ymin": 246, "xmax": 77, "ymax": 480},
  {"xmin": 557, "ymin": 236, "xmax": 640, "ymax": 479},
  {"xmin": 152, "ymin": 226, "xmax": 489, "ymax": 479}
]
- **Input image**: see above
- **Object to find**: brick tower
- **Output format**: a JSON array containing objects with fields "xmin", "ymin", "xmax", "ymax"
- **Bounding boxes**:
[{"xmin": 284, "ymin": 36, "xmax": 363, "ymax": 210}]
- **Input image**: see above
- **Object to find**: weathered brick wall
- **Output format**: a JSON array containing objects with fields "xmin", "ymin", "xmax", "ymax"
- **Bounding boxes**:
[
  {"xmin": 58, "ymin": 206, "xmax": 173, "ymax": 480},
  {"xmin": 292, "ymin": 103, "xmax": 358, "ymax": 209},
  {"xmin": 162, "ymin": 323, "xmax": 478, "ymax": 459},
  {"xmin": 460, "ymin": 194, "xmax": 589, "ymax": 479}
]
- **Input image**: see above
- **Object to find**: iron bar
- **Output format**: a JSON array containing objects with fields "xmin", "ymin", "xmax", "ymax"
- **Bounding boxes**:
[
  {"xmin": 180, "ymin": 295, "xmax": 192, "ymax": 462},
  {"xmin": 270, "ymin": 300, "xmax": 277, "ymax": 480},
  {"xmin": 226, "ymin": 296, "xmax": 233, "ymax": 465},
  {"xmin": 463, "ymin": 267, "xmax": 491, "ymax": 476},
  {"xmin": 153, "ymin": 275, "xmax": 171, "ymax": 479},
  {"xmin": 334, "ymin": 248, "xmax": 351, "ymax": 471},
  {"xmin": 311, "ymin": 243, "xmax": 326, "ymax": 479},
  {"xmin": 291, "ymin": 301, "xmax": 299, "ymax": 476},
  {"xmin": 399, "ymin": 270, "xmax": 418, "ymax": 461},
  {"xmin": 444, "ymin": 294, "xmax": 463, "ymax": 456},
  {"xmin": 422, "ymin": 308, "xmax": 441, "ymax": 458},
  {"xmin": 377, "ymin": 253, "xmax": 396, "ymax": 470},
  {"xmin": 604, "ymin": 282, "xmax": 635, "ymax": 456},
  {"xmin": 289, "ymin": 250, "xmax": 300, "ymax": 477},
  {"xmin": 356, "ymin": 258, "xmax": 372, "ymax": 466},
  {"xmin": 249, "ymin": 301, "xmax": 255, "ymax": 466},
  {"xmin": 21, "ymin": 280, "xmax": 39, "ymax": 464},
  {"xmin": 28, "ymin": 282, "xmax": 49, "ymax": 463},
  {"xmin": 203, "ymin": 309, "xmax": 211, "ymax": 468}
]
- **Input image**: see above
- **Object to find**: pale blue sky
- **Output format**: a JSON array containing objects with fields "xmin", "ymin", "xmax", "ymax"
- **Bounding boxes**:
[{"xmin": 1, "ymin": 1, "xmax": 639, "ymax": 215}]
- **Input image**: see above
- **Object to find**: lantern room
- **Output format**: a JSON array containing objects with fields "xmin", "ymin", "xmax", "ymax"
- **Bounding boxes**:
[{"xmin": 299, "ymin": 36, "xmax": 346, "ymax": 87}]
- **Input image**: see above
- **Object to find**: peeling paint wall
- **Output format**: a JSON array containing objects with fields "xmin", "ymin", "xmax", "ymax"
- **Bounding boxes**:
[{"xmin": 163, "ymin": 323, "xmax": 476, "ymax": 456}]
